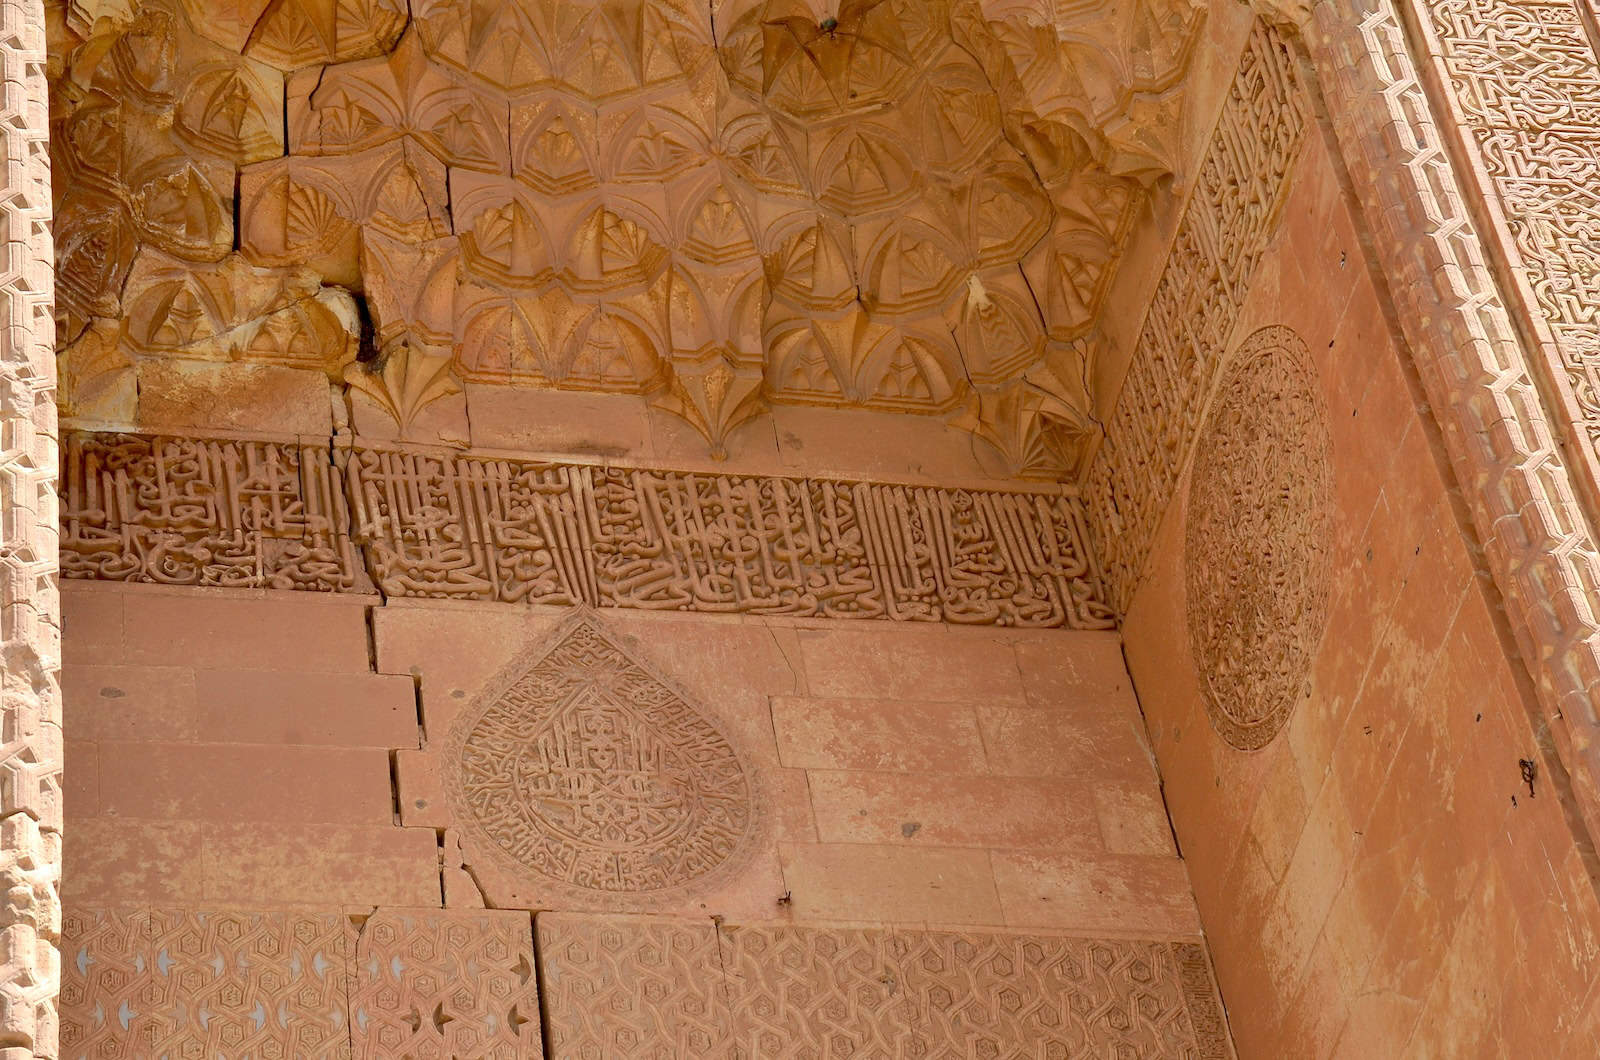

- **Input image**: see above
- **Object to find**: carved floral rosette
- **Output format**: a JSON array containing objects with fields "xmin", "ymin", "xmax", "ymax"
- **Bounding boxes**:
[
  {"xmin": 1184, "ymin": 325, "xmax": 1334, "ymax": 751},
  {"xmin": 442, "ymin": 610, "xmax": 768, "ymax": 912}
]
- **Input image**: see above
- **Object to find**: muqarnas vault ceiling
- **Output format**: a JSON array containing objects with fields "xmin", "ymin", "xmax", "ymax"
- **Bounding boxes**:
[{"xmin": 48, "ymin": 0, "xmax": 1207, "ymax": 477}]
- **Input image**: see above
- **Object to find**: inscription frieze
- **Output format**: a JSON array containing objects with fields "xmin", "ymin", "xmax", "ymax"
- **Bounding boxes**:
[
  {"xmin": 1085, "ymin": 23, "xmax": 1308, "ymax": 614},
  {"xmin": 61, "ymin": 429, "xmax": 1114, "ymax": 630}
]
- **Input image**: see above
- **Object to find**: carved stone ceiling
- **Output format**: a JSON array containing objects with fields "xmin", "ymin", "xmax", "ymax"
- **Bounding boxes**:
[{"xmin": 48, "ymin": 0, "xmax": 1205, "ymax": 478}]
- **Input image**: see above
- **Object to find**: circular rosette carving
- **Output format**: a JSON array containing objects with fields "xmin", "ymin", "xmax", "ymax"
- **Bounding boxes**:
[
  {"xmin": 447, "ymin": 614, "xmax": 758, "ymax": 897},
  {"xmin": 1185, "ymin": 325, "xmax": 1333, "ymax": 751}
]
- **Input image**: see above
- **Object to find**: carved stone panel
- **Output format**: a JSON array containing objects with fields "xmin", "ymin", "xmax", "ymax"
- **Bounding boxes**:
[
  {"xmin": 349, "ymin": 909, "xmax": 542, "ymax": 1059},
  {"xmin": 535, "ymin": 914, "xmax": 1237, "ymax": 1059},
  {"xmin": 444, "ymin": 612, "xmax": 763, "ymax": 910},
  {"xmin": 48, "ymin": 0, "xmax": 1215, "ymax": 472},
  {"xmin": 536, "ymin": 913, "xmax": 732, "ymax": 1059},
  {"xmin": 1184, "ymin": 326, "xmax": 1333, "ymax": 751},
  {"xmin": 60, "ymin": 907, "xmax": 357, "ymax": 1059},
  {"xmin": 61, "ymin": 906, "xmax": 542, "ymax": 1059}
]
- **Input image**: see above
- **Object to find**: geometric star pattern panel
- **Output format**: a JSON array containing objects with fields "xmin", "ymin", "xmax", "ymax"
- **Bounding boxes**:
[
  {"xmin": 49, "ymin": 0, "xmax": 1207, "ymax": 477},
  {"xmin": 63, "ymin": 908, "xmax": 1235, "ymax": 1058},
  {"xmin": 537, "ymin": 913, "xmax": 1234, "ymax": 1059},
  {"xmin": 59, "ymin": 906, "xmax": 542, "ymax": 1059}
]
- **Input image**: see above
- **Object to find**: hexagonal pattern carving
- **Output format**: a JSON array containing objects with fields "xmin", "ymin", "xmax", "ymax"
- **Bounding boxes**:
[
  {"xmin": 535, "ymin": 914, "xmax": 1235, "ymax": 1058},
  {"xmin": 350, "ymin": 909, "xmax": 542, "ymax": 1059},
  {"xmin": 60, "ymin": 906, "xmax": 541, "ymax": 1058}
]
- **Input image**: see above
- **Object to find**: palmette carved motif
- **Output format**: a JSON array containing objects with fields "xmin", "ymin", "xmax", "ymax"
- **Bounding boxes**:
[
  {"xmin": 535, "ymin": 913, "xmax": 1235, "ymax": 1059},
  {"xmin": 1185, "ymin": 327, "xmax": 1333, "ymax": 752},
  {"xmin": 447, "ymin": 614, "xmax": 758, "ymax": 899},
  {"xmin": 62, "ymin": 428, "xmax": 1115, "ymax": 629},
  {"xmin": 49, "ymin": 0, "xmax": 1210, "ymax": 475},
  {"xmin": 1085, "ymin": 23, "xmax": 1309, "ymax": 614}
]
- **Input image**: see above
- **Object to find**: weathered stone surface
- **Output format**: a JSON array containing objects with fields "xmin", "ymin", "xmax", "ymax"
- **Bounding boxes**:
[
  {"xmin": 1084, "ymin": 22, "xmax": 1309, "ymax": 615},
  {"xmin": 444, "ymin": 612, "xmax": 763, "ymax": 909},
  {"xmin": 59, "ymin": 906, "xmax": 540, "ymax": 1058},
  {"xmin": 1185, "ymin": 325, "xmax": 1333, "ymax": 750},
  {"xmin": 350, "ymin": 909, "xmax": 541, "ymax": 1059},
  {"xmin": 3, "ymin": 0, "xmax": 62, "ymax": 1054}
]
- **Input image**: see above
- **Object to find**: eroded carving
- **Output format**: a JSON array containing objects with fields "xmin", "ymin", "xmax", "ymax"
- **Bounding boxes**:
[
  {"xmin": 535, "ymin": 913, "xmax": 732, "ymax": 1059},
  {"xmin": 350, "ymin": 910, "xmax": 542, "ymax": 1059},
  {"xmin": 61, "ymin": 906, "xmax": 540, "ymax": 1058},
  {"xmin": 448, "ymin": 613, "xmax": 758, "ymax": 899},
  {"xmin": 60, "ymin": 431, "xmax": 364, "ymax": 590},
  {"xmin": 60, "ymin": 908, "xmax": 356, "ymax": 1058},
  {"xmin": 1185, "ymin": 326, "xmax": 1333, "ymax": 752}
]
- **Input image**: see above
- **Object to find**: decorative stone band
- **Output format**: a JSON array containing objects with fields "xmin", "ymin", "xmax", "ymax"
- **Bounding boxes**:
[
  {"xmin": 1085, "ymin": 22, "xmax": 1310, "ymax": 615},
  {"xmin": 539, "ymin": 914, "xmax": 1234, "ymax": 1059},
  {"xmin": 1405, "ymin": 0, "xmax": 1600, "ymax": 480},
  {"xmin": 62, "ymin": 906, "xmax": 1234, "ymax": 1059},
  {"xmin": 59, "ymin": 429, "xmax": 1114, "ymax": 630},
  {"xmin": 1308, "ymin": 2, "xmax": 1600, "ymax": 843},
  {"xmin": 0, "ymin": 0, "xmax": 62, "ymax": 1055}
]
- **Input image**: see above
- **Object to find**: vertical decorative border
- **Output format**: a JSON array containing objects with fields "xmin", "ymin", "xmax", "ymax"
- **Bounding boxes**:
[
  {"xmin": 1308, "ymin": 0, "xmax": 1600, "ymax": 845},
  {"xmin": 1171, "ymin": 941, "xmax": 1236, "ymax": 1060},
  {"xmin": 1405, "ymin": 0, "xmax": 1600, "ymax": 471},
  {"xmin": 0, "ymin": 0, "xmax": 60, "ymax": 1054},
  {"xmin": 1085, "ymin": 22, "xmax": 1309, "ymax": 614}
]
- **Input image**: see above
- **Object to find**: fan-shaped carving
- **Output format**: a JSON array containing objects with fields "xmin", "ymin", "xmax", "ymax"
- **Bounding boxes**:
[{"xmin": 52, "ymin": 0, "xmax": 1211, "ymax": 474}]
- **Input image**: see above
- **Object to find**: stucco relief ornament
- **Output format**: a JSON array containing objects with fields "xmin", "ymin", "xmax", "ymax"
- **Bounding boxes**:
[
  {"xmin": 1185, "ymin": 325, "xmax": 1333, "ymax": 751},
  {"xmin": 445, "ymin": 611, "xmax": 760, "ymax": 902}
]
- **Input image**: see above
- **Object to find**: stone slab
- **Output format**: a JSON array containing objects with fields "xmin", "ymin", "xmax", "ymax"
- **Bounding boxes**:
[{"xmin": 535, "ymin": 913, "xmax": 1235, "ymax": 1059}]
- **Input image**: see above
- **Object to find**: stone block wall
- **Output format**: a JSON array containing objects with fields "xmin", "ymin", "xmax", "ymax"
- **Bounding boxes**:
[
  {"xmin": 58, "ymin": 579, "xmax": 1232, "ymax": 1057},
  {"xmin": 62, "ymin": 586, "xmax": 438, "ymax": 910},
  {"xmin": 1112, "ymin": 112, "xmax": 1600, "ymax": 1055}
]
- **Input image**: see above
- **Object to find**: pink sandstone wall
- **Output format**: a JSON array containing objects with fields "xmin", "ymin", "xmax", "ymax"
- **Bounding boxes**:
[
  {"xmin": 1117, "ymin": 118, "xmax": 1600, "ymax": 1056},
  {"xmin": 59, "ymin": 580, "xmax": 1232, "ymax": 1056}
]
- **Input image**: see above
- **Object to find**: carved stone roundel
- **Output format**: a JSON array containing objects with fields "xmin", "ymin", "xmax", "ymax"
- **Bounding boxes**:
[
  {"xmin": 1185, "ymin": 326, "xmax": 1333, "ymax": 751},
  {"xmin": 448, "ymin": 615, "xmax": 755, "ymax": 894}
]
